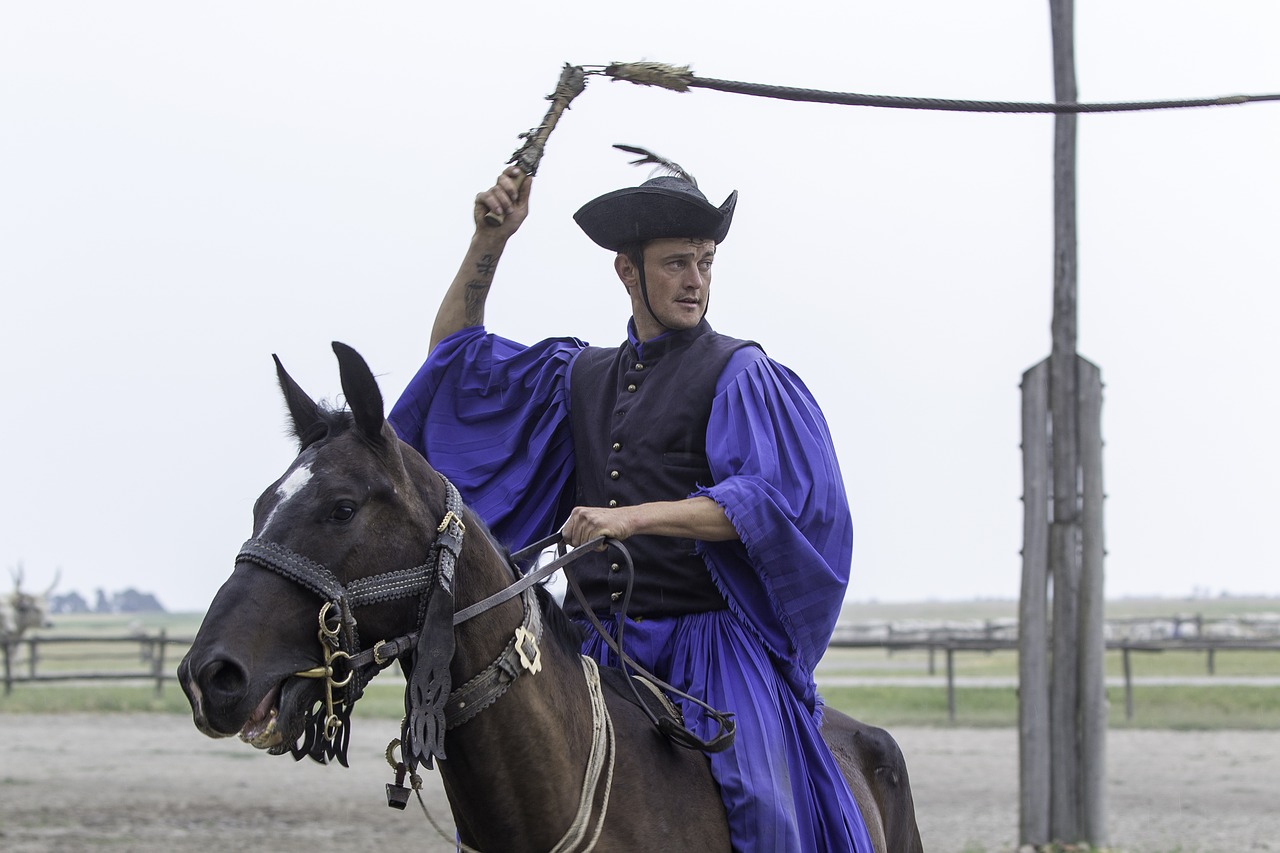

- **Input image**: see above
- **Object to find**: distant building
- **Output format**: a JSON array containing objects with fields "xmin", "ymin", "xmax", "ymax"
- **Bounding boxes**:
[
  {"xmin": 49, "ymin": 591, "xmax": 91, "ymax": 614},
  {"xmin": 90, "ymin": 588, "xmax": 167, "ymax": 614}
]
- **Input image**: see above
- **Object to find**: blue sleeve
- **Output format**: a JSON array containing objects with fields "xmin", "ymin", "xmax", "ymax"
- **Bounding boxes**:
[
  {"xmin": 388, "ymin": 326, "xmax": 585, "ymax": 551},
  {"xmin": 693, "ymin": 350, "xmax": 853, "ymax": 704}
]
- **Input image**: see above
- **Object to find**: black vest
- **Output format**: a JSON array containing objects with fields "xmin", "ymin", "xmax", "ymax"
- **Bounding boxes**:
[{"xmin": 567, "ymin": 320, "xmax": 757, "ymax": 618}]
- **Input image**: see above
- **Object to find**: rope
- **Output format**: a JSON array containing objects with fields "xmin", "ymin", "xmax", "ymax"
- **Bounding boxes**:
[
  {"xmin": 596, "ymin": 61, "xmax": 1280, "ymax": 115},
  {"xmin": 549, "ymin": 655, "xmax": 616, "ymax": 853},
  {"xmin": 414, "ymin": 786, "xmax": 481, "ymax": 853}
]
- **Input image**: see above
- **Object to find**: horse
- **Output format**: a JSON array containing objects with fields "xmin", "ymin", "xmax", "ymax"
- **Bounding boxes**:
[{"xmin": 179, "ymin": 342, "xmax": 923, "ymax": 852}]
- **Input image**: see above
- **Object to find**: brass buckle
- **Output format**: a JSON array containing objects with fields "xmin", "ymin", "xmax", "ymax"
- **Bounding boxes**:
[
  {"xmin": 373, "ymin": 639, "xmax": 397, "ymax": 666},
  {"xmin": 437, "ymin": 510, "xmax": 466, "ymax": 536}
]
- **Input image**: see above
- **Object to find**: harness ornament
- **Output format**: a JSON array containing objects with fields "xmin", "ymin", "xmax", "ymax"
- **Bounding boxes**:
[
  {"xmin": 293, "ymin": 602, "xmax": 353, "ymax": 744},
  {"xmin": 514, "ymin": 624, "xmax": 543, "ymax": 674}
]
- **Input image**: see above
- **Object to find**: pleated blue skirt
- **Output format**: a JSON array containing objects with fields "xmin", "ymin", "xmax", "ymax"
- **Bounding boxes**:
[{"xmin": 577, "ymin": 611, "xmax": 874, "ymax": 852}]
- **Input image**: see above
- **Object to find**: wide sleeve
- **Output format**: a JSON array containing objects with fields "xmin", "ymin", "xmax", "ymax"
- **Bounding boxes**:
[
  {"xmin": 693, "ymin": 354, "xmax": 853, "ymax": 699},
  {"xmin": 388, "ymin": 326, "xmax": 585, "ymax": 551}
]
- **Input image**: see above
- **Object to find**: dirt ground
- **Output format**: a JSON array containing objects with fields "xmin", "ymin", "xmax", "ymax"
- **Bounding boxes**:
[{"xmin": 1, "ymin": 713, "xmax": 1276, "ymax": 852}]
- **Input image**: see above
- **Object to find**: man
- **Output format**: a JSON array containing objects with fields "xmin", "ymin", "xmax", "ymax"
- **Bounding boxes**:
[{"xmin": 389, "ymin": 162, "xmax": 872, "ymax": 851}]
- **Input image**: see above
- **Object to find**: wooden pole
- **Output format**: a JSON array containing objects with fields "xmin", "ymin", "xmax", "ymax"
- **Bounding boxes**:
[
  {"xmin": 1123, "ymin": 645, "xmax": 1134, "ymax": 720},
  {"xmin": 946, "ymin": 645, "xmax": 956, "ymax": 724},
  {"xmin": 1019, "ymin": 359, "xmax": 1051, "ymax": 845},
  {"xmin": 1079, "ymin": 358, "xmax": 1108, "ymax": 844},
  {"xmin": 154, "ymin": 628, "xmax": 168, "ymax": 696},
  {"xmin": 1048, "ymin": 0, "xmax": 1084, "ymax": 841}
]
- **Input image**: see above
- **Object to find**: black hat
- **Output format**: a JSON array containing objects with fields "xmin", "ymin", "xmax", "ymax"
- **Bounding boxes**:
[{"xmin": 573, "ymin": 175, "xmax": 738, "ymax": 252}]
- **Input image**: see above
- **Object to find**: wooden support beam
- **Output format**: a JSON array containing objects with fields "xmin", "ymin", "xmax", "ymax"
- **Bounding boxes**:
[{"xmin": 1019, "ymin": 359, "xmax": 1051, "ymax": 845}]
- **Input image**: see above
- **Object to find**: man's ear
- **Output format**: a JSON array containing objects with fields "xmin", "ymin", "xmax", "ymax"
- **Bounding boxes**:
[{"xmin": 614, "ymin": 252, "xmax": 639, "ymax": 291}]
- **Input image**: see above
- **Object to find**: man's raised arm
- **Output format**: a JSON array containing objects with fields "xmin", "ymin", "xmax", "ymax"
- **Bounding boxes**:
[{"xmin": 429, "ymin": 165, "xmax": 533, "ymax": 350}]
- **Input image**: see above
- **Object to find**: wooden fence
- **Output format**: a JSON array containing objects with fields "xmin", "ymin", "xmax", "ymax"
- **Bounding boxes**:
[
  {"xmin": 825, "ymin": 635, "xmax": 1280, "ymax": 721},
  {"xmin": 1, "ymin": 630, "xmax": 193, "ymax": 696},
  {"xmin": 5, "ymin": 629, "xmax": 1278, "ymax": 722}
]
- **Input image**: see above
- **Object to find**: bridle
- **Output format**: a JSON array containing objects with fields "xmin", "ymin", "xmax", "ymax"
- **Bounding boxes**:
[
  {"xmin": 235, "ymin": 475, "xmax": 477, "ymax": 768},
  {"xmin": 235, "ymin": 470, "xmax": 735, "ymax": 787}
]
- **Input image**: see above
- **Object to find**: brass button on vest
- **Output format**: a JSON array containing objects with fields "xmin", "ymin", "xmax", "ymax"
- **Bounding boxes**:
[
  {"xmin": 610, "ymin": 470, "xmax": 620, "ymax": 480},
  {"xmin": 610, "ymin": 592, "xmax": 622, "ymax": 602},
  {"xmin": 627, "ymin": 384, "xmax": 637, "ymax": 393},
  {"xmin": 608, "ymin": 499, "xmax": 618, "ymax": 508}
]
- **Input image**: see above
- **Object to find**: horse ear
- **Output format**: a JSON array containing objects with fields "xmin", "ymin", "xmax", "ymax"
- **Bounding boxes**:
[
  {"xmin": 273, "ymin": 354, "xmax": 326, "ymax": 446},
  {"xmin": 332, "ymin": 341, "xmax": 386, "ymax": 444}
]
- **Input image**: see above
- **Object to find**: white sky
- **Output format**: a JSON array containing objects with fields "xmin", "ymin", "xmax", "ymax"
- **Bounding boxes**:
[{"xmin": 2, "ymin": 2, "xmax": 1277, "ymax": 612}]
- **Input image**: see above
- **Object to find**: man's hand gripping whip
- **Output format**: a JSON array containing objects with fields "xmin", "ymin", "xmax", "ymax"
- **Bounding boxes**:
[{"xmin": 484, "ymin": 64, "xmax": 587, "ymax": 226}]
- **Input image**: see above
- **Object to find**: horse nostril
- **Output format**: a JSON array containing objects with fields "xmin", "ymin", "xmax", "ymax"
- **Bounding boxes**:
[{"xmin": 199, "ymin": 658, "xmax": 249, "ymax": 703}]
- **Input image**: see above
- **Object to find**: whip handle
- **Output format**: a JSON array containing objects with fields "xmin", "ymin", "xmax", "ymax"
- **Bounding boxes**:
[{"xmin": 483, "ymin": 64, "xmax": 586, "ymax": 227}]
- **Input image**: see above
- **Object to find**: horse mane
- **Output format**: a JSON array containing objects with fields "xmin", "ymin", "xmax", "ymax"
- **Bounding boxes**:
[
  {"xmin": 286, "ymin": 402, "xmax": 354, "ymax": 449},
  {"xmin": 533, "ymin": 582, "xmax": 587, "ymax": 656},
  {"xmin": 451, "ymin": 500, "xmax": 587, "ymax": 661}
]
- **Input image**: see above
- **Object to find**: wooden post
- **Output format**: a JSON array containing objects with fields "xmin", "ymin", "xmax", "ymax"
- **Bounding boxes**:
[
  {"xmin": 1019, "ymin": 359, "xmax": 1051, "ymax": 846},
  {"xmin": 946, "ymin": 645, "xmax": 956, "ymax": 723},
  {"xmin": 1123, "ymin": 645, "xmax": 1134, "ymax": 721},
  {"xmin": 1048, "ymin": 0, "xmax": 1082, "ymax": 836},
  {"xmin": 1079, "ymin": 358, "xmax": 1108, "ymax": 842},
  {"xmin": 3, "ymin": 640, "xmax": 12, "ymax": 696},
  {"xmin": 1017, "ymin": 2, "xmax": 1107, "ymax": 846},
  {"xmin": 154, "ymin": 628, "xmax": 168, "ymax": 696}
]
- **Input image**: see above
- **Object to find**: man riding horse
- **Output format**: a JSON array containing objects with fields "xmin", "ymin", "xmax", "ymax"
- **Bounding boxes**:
[{"xmin": 390, "ymin": 156, "xmax": 874, "ymax": 850}]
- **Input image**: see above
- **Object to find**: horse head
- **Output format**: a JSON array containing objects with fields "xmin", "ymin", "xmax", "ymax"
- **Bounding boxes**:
[{"xmin": 179, "ymin": 342, "xmax": 457, "ymax": 764}]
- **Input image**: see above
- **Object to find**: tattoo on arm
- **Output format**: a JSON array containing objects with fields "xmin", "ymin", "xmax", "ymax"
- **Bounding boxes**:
[
  {"xmin": 464, "ymin": 280, "xmax": 491, "ymax": 325},
  {"xmin": 475, "ymin": 253, "xmax": 498, "ymax": 277}
]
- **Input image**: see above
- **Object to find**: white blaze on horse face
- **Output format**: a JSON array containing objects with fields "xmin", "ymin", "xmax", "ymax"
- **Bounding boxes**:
[{"xmin": 260, "ymin": 463, "xmax": 315, "ymax": 537}]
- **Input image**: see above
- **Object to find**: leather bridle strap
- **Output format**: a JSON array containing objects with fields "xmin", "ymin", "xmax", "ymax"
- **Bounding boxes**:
[
  {"xmin": 442, "ymin": 589, "xmax": 544, "ymax": 728},
  {"xmin": 347, "ymin": 531, "xmax": 595, "ymax": 671},
  {"xmin": 450, "ymin": 533, "xmax": 608, "ymax": 625},
  {"xmin": 559, "ymin": 541, "xmax": 736, "ymax": 754},
  {"xmin": 458, "ymin": 530, "xmax": 737, "ymax": 754}
]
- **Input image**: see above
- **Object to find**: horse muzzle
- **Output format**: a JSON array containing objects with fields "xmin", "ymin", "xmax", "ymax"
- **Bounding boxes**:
[{"xmin": 179, "ymin": 649, "xmax": 319, "ymax": 749}]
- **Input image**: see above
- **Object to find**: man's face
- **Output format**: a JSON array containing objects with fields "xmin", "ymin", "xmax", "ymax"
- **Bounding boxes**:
[{"xmin": 621, "ymin": 237, "xmax": 716, "ymax": 341}]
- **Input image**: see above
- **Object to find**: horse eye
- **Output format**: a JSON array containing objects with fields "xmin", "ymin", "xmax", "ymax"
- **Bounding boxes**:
[{"xmin": 330, "ymin": 502, "xmax": 356, "ymax": 522}]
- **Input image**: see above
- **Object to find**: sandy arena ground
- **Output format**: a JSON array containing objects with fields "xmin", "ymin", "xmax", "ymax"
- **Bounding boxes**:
[{"xmin": 1, "ymin": 713, "xmax": 1276, "ymax": 852}]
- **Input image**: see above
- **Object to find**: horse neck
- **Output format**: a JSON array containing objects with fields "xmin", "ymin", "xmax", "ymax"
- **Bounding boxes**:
[
  {"xmin": 439, "ymin": 517, "xmax": 601, "ymax": 848},
  {"xmin": 446, "ymin": 517, "xmax": 531, "ymax": 678}
]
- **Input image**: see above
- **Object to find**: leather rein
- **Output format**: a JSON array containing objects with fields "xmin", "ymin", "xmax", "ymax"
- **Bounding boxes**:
[{"xmin": 235, "ymin": 473, "xmax": 735, "ymax": 776}]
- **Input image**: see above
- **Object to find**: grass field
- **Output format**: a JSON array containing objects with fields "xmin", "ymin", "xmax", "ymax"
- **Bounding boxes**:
[{"xmin": 4, "ymin": 601, "xmax": 1277, "ymax": 729}]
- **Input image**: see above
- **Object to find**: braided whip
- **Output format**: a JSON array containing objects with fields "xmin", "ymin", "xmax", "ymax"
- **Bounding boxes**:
[{"xmin": 597, "ymin": 60, "xmax": 1280, "ymax": 114}]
